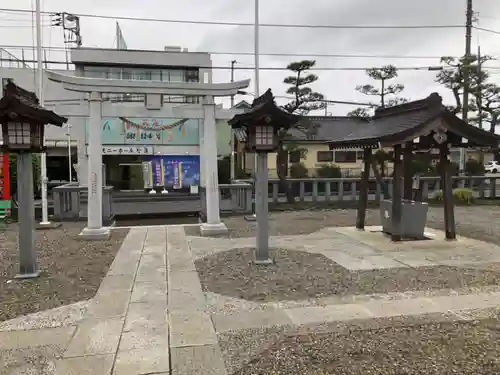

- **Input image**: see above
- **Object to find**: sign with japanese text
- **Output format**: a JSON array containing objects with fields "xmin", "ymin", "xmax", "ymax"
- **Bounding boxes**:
[
  {"xmin": 85, "ymin": 118, "xmax": 200, "ymax": 146},
  {"xmin": 85, "ymin": 146, "xmax": 154, "ymax": 155}
]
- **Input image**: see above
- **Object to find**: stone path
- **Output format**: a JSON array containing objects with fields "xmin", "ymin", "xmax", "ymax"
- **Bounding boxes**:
[
  {"xmin": 0, "ymin": 227, "xmax": 170, "ymax": 375},
  {"xmin": 2, "ymin": 223, "xmax": 500, "ymax": 374}
]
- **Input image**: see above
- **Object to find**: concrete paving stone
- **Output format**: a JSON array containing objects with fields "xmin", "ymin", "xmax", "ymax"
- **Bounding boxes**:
[
  {"xmin": 340, "ymin": 243, "xmax": 379, "ymax": 256},
  {"xmin": 106, "ymin": 259, "xmax": 140, "ymax": 276},
  {"xmin": 168, "ymin": 271, "xmax": 203, "ymax": 291},
  {"xmin": 113, "ymin": 346, "xmax": 170, "ymax": 375},
  {"xmin": 142, "ymin": 245, "xmax": 166, "ymax": 255},
  {"xmin": 285, "ymin": 304, "xmax": 373, "ymax": 326},
  {"xmin": 324, "ymin": 251, "xmax": 407, "ymax": 270},
  {"xmin": 318, "ymin": 251, "xmax": 362, "ymax": 269},
  {"xmin": 212, "ymin": 309, "xmax": 293, "ymax": 333},
  {"xmin": 310, "ymin": 239, "xmax": 378, "ymax": 256},
  {"xmin": 138, "ymin": 252, "xmax": 166, "ymax": 267},
  {"xmin": 169, "ymin": 311, "xmax": 217, "ymax": 348},
  {"xmin": 389, "ymin": 252, "xmax": 436, "ymax": 268},
  {"xmin": 144, "ymin": 235, "xmax": 167, "ymax": 247},
  {"xmin": 170, "ymin": 344, "xmax": 228, "ymax": 375},
  {"xmin": 97, "ymin": 274, "xmax": 136, "ymax": 295},
  {"xmin": 363, "ymin": 297, "xmax": 442, "ymax": 318},
  {"xmin": 123, "ymin": 302, "xmax": 167, "ymax": 332},
  {"xmin": 135, "ymin": 269, "xmax": 167, "ymax": 283},
  {"xmin": 84, "ymin": 291, "xmax": 131, "ymax": 319},
  {"xmin": 54, "ymin": 354, "xmax": 114, "ymax": 375},
  {"xmin": 355, "ymin": 255, "xmax": 408, "ymax": 270},
  {"xmin": 118, "ymin": 325, "xmax": 168, "ymax": 351},
  {"xmin": 167, "ymin": 255, "xmax": 197, "ymax": 272},
  {"xmin": 430, "ymin": 292, "xmax": 500, "ymax": 312},
  {"xmin": 64, "ymin": 317, "xmax": 124, "ymax": 357},
  {"xmin": 120, "ymin": 227, "xmax": 147, "ymax": 240},
  {"xmin": 168, "ymin": 288, "xmax": 207, "ymax": 312},
  {"xmin": 130, "ymin": 281, "xmax": 167, "ymax": 304},
  {"xmin": 167, "ymin": 226, "xmax": 185, "ymax": 236},
  {"xmin": 0, "ymin": 326, "xmax": 76, "ymax": 350}
]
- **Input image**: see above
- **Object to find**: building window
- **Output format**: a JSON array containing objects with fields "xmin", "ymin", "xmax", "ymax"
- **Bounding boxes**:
[
  {"xmin": 317, "ymin": 151, "xmax": 334, "ymax": 162},
  {"xmin": 185, "ymin": 69, "xmax": 199, "ymax": 82},
  {"xmin": 356, "ymin": 151, "xmax": 364, "ymax": 160},
  {"xmin": 168, "ymin": 70, "xmax": 184, "ymax": 82},
  {"xmin": 334, "ymin": 151, "xmax": 357, "ymax": 163},
  {"xmin": 289, "ymin": 150, "xmax": 301, "ymax": 163}
]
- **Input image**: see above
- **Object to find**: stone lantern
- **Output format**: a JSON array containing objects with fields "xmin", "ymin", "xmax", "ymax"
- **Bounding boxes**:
[
  {"xmin": 0, "ymin": 80, "xmax": 67, "ymax": 278},
  {"xmin": 229, "ymin": 89, "xmax": 301, "ymax": 264}
]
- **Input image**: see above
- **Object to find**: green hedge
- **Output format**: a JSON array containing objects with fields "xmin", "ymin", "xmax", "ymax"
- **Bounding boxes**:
[{"xmin": 434, "ymin": 188, "xmax": 474, "ymax": 205}]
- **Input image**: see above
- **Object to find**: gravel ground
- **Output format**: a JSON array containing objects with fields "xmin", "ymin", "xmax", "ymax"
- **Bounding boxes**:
[
  {"xmin": 228, "ymin": 315, "xmax": 500, "ymax": 375},
  {"xmin": 195, "ymin": 247, "xmax": 500, "ymax": 302},
  {"xmin": 218, "ymin": 206, "xmax": 500, "ymax": 242},
  {"xmin": 0, "ymin": 224, "xmax": 129, "ymax": 322}
]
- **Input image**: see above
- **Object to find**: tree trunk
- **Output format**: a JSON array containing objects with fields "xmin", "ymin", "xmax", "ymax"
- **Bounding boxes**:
[
  {"xmin": 276, "ymin": 146, "xmax": 295, "ymax": 203},
  {"xmin": 370, "ymin": 159, "xmax": 390, "ymax": 199}
]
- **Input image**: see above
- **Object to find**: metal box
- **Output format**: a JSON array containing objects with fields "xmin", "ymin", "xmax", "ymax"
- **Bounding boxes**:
[{"xmin": 380, "ymin": 199, "xmax": 429, "ymax": 239}]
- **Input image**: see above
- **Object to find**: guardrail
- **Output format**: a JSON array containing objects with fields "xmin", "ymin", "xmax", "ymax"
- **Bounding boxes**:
[
  {"xmin": 53, "ymin": 175, "xmax": 499, "ymax": 222},
  {"xmin": 214, "ymin": 175, "xmax": 499, "ymax": 215}
]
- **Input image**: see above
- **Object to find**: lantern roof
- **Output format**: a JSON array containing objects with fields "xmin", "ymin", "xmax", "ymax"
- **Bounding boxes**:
[
  {"xmin": 228, "ymin": 89, "xmax": 301, "ymax": 130},
  {"xmin": 0, "ymin": 80, "xmax": 67, "ymax": 126}
]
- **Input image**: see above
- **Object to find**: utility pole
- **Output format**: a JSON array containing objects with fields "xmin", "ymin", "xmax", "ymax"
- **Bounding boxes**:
[
  {"xmin": 477, "ymin": 45, "xmax": 482, "ymax": 130},
  {"xmin": 460, "ymin": 0, "xmax": 473, "ymax": 172},
  {"xmin": 477, "ymin": 45, "xmax": 485, "ymax": 164},
  {"xmin": 230, "ymin": 60, "xmax": 237, "ymax": 180},
  {"xmin": 248, "ymin": 0, "xmax": 260, "ymax": 221},
  {"xmin": 35, "ymin": 0, "xmax": 52, "ymax": 227},
  {"xmin": 230, "ymin": 60, "xmax": 236, "ymax": 107}
]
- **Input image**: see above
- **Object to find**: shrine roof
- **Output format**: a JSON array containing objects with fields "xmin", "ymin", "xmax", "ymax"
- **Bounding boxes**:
[
  {"xmin": 0, "ymin": 80, "xmax": 67, "ymax": 126},
  {"xmin": 327, "ymin": 92, "xmax": 500, "ymax": 149}
]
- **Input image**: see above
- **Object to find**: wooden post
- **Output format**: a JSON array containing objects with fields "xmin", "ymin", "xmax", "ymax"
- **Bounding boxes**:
[
  {"xmin": 440, "ymin": 144, "xmax": 456, "ymax": 240},
  {"xmin": 356, "ymin": 148, "xmax": 372, "ymax": 229},
  {"xmin": 403, "ymin": 142, "xmax": 413, "ymax": 200},
  {"xmin": 391, "ymin": 145, "xmax": 403, "ymax": 241}
]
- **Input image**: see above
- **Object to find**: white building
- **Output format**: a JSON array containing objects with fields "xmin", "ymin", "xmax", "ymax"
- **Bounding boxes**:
[{"xmin": 0, "ymin": 47, "xmax": 233, "ymax": 190}]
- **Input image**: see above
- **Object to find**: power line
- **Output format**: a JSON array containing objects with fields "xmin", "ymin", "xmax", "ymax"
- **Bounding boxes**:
[
  {"xmin": 0, "ymin": 57, "xmax": 456, "ymax": 71},
  {"xmin": 0, "ymin": 24, "xmax": 51, "ymax": 28},
  {"xmin": 0, "ymin": 8, "xmax": 466, "ymax": 29},
  {"xmin": 0, "ymin": 44, "xmax": 468, "ymax": 60},
  {"xmin": 475, "ymin": 26, "xmax": 500, "ymax": 35}
]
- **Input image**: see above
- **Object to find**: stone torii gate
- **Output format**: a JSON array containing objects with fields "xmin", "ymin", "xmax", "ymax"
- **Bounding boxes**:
[{"xmin": 46, "ymin": 71, "xmax": 250, "ymax": 239}]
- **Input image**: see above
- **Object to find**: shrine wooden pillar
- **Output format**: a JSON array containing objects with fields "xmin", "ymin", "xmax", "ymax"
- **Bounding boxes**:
[
  {"xmin": 356, "ymin": 148, "xmax": 372, "ymax": 229},
  {"xmin": 391, "ymin": 144, "xmax": 403, "ymax": 241},
  {"xmin": 439, "ymin": 144, "xmax": 456, "ymax": 239},
  {"xmin": 403, "ymin": 142, "xmax": 413, "ymax": 200}
]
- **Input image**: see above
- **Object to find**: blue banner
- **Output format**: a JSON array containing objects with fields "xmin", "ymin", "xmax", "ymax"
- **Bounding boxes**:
[{"xmin": 147, "ymin": 155, "xmax": 200, "ymax": 188}]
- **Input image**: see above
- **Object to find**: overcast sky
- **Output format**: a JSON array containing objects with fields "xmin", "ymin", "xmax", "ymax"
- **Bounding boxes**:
[{"xmin": 1, "ymin": 0, "xmax": 500, "ymax": 115}]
